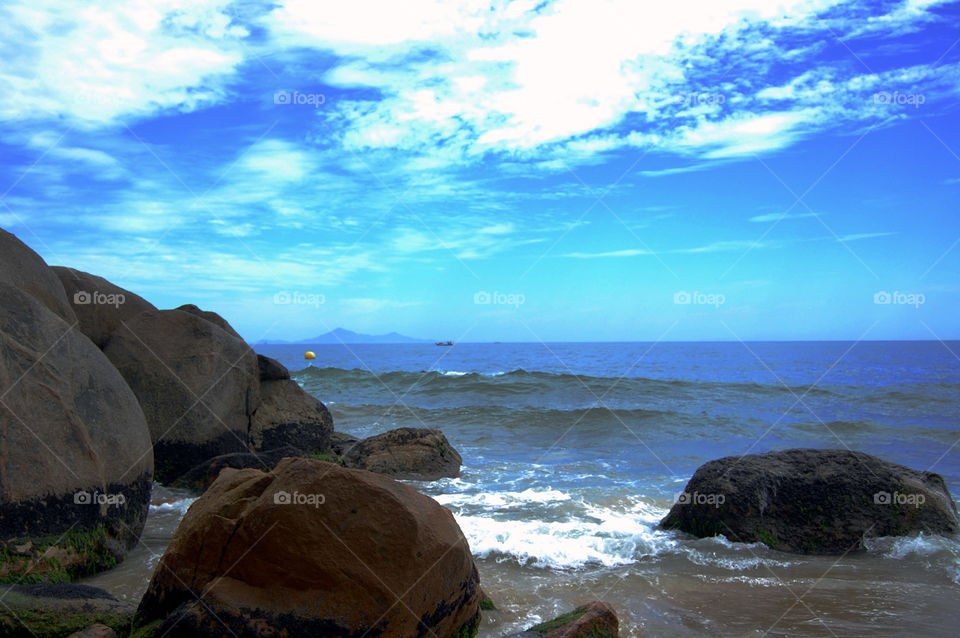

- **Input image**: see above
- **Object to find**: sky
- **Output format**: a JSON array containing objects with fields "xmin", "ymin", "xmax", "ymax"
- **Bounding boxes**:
[{"xmin": 1, "ymin": 0, "xmax": 958, "ymax": 343}]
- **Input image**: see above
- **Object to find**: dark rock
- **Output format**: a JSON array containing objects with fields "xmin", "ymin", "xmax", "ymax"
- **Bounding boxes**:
[
  {"xmin": 51, "ymin": 267, "xmax": 157, "ymax": 349},
  {"xmin": 0, "ymin": 228, "xmax": 76, "ymax": 322},
  {"xmin": 0, "ymin": 282, "xmax": 153, "ymax": 583},
  {"xmin": 173, "ymin": 446, "xmax": 305, "ymax": 493},
  {"xmin": 250, "ymin": 379, "xmax": 332, "ymax": 452},
  {"xmin": 661, "ymin": 448, "xmax": 960, "ymax": 554},
  {"xmin": 135, "ymin": 457, "xmax": 482, "ymax": 638},
  {"xmin": 257, "ymin": 354, "xmax": 290, "ymax": 381},
  {"xmin": 508, "ymin": 602, "xmax": 619, "ymax": 638},
  {"xmin": 102, "ymin": 308, "xmax": 259, "ymax": 484},
  {"xmin": 175, "ymin": 304, "xmax": 243, "ymax": 340},
  {"xmin": 343, "ymin": 427, "xmax": 462, "ymax": 480},
  {"xmin": 0, "ymin": 584, "xmax": 134, "ymax": 637},
  {"xmin": 329, "ymin": 431, "xmax": 361, "ymax": 457}
]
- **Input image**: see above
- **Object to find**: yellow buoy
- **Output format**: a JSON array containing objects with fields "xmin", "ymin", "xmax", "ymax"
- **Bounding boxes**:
[{"xmin": 304, "ymin": 351, "xmax": 316, "ymax": 360}]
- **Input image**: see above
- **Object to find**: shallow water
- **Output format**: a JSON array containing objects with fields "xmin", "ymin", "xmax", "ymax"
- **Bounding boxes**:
[{"xmin": 84, "ymin": 341, "xmax": 960, "ymax": 636}]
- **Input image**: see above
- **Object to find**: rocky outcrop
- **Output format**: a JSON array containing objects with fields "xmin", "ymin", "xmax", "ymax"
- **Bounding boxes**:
[
  {"xmin": 509, "ymin": 602, "xmax": 619, "ymax": 638},
  {"xmin": 0, "ymin": 584, "xmax": 135, "ymax": 637},
  {"xmin": 101, "ymin": 308, "xmax": 259, "ymax": 484},
  {"xmin": 134, "ymin": 457, "xmax": 482, "ymax": 638},
  {"xmin": 52, "ymin": 267, "xmax": 157, "ymax": 349},
  {"xmin": 0, "ymin": 228, "xmax": 76, "ymax": 322},
  {"xmin": 661, "ymin": 448, "xmax": 960, "ymax": 554},
  {"xmin": 0, "ymin": 282, "xmax": 153, "ymax": 583},
  {"xmin": 342, "ymin": 427, "xmax": 462, "ymax": 480},
  {"xmin": 172, "ymin": 445, "xmax": 304, "ymax": 492}
]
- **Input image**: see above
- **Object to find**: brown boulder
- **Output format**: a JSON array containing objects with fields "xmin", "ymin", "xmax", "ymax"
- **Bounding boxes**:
[
  {"xmin": 102, "ymin": 308, "xmax": 259, "ymax": 484},
  {"xmin": 250, "ymin": 379, "xmax": 333, "ymax": 452},
  {"xmin": 343, "ymin": 427, "xmax": 462, "ymax": 480},
  {"xmin": 52, "ymin": 266, "xmax": 157, "ymax": 348},
  {"xmin": 0, "ymin": 283, "xmax": 153, "ymax": 582},
  {"xmin": 511, "ymin": 602, "xmax": 619, "ymax": 638},
  {"xmin": 135, "ymin": 457, "xmax": 482, "ymax": 638},
  {"xmin": 0, "ymin": 228, "xmax": 75, "ymax": 322}
]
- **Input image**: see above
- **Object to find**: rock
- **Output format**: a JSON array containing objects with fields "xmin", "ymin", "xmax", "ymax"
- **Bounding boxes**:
[
  {"xmin": 67, "ymin": 624, "xmax": 117, "ymax": 638},
  {"xmin": 250, "ymin": 379, "xmax": 333, "ymax": 452},
  {"xmin": 52, "ymin": 266, "xmax": 157, "ymax": 349},
  {"xmin": 173, "ymin": 445, "xmax": 305, "ymax": 493},
  {"xmin": 660, "ymin": 448, "xmax": 960, "ymax": 554},
  {"xmin": 135, "ymin": 457, "xmax": 482, "ymax": 638},
  {"xmin": 343, "ymin": 427, "xmax": 462, "ymax": 480},
  {"xmin": 0, "ymin": 283, "xmax": 153, "ymax": 582},
  {"xmin": 102, "ymin": 308, "xmax": 259, "ymax": 484},
  {"xmin": 176, "ymin": 304, "xmax": 243, "ymax": 340},
  {"xmin": 0, "ymin": 584, "xmax": 134, "ymax": 637},
  {"xmin": 509, "ymin": 602, "xmax": 619, "ymax": 638},
  {"xmin": 329, "ymin": 430, "xmax": 361, "ymax": 457},
  {"xmin": 257, "ymin": 354, "xmax": 290, "ymax": 381},
  {"xmin": 0, "ymin": 228, "xmax": 76, "ymax": 322}
]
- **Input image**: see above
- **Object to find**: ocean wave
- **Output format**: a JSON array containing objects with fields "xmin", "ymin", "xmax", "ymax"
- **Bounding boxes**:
[
  {"xmin": 440, "ymin": 493, "xmax": 676, "ymax": 569},
  {"xmin": 292, "ymin": 366, "xmax": 842, "ymax": 402}
]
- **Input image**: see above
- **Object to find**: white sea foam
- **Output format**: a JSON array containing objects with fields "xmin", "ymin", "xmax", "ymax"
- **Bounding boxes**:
[
  {"xmin": 434, "ymin": 488, "xmax": 571, "ymax": 509},
  {"xmin": 149, "ymin": 497, "xmax": 196, "ymax": 515},
  {"xmin": 440, "ymin": 493, "xmax": 676, "ymax": 569}
]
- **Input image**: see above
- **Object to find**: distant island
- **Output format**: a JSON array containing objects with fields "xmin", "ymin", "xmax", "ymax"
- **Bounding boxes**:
[{"xmin": 256, "ymin": 327, "xmax": 429, "ymax": 345}]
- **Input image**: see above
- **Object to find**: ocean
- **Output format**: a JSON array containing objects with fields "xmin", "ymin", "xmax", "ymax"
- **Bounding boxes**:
[{"xmin": 86, "ymin": 341, "xmax": 960, "ymax": 636}]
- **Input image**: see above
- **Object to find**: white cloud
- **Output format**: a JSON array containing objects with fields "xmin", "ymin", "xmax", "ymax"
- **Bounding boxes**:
[
  {"xmin": 0, "ymin": 0, "xmax": 246, "ymax": 127},
  {"xmin": 563, "ymin": 248, "xmax": 652, "ymax": 259},
  {"xmin": 749, "ymin": 212, "xmax": 819, "ymax": 223}
]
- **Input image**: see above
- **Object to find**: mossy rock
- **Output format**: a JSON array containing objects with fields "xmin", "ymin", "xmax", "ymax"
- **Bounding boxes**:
[
  {"xmin": 0, "ymin": 584, "xmax": 134, "ymax": 637},
  {"xmin": 0, "ymin": 525, "xmax": 126, "ymax": 585}
]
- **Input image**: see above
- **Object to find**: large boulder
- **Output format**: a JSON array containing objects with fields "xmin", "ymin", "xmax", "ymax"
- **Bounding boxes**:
[
  {"xmin": 52, "ymin": 267, "xmax": 157, "ymax": 349},
  {"xmin": 0, "ymin": 283, "xmax": 153, "ymax": 582},
  {"xmin": 135, "ymin": 457, "xmax": 482, "ymax": 638},
  {"xmin": 660, "ymin": 449, "xmax": 960, "ymax": 554},
  {"xmin": 509, "ymin": 602, "xmax": 619, "ymax": 638},
  {"xmin": 0, "ymin": 584, "xmax": 135, "ymax": 637},
  {"xmin": 102, "ymin": 309, "xmax": 259, "ymax": 484},
  {"xmin": 343, "ymin": 427, "xmax": 462, "ymax": 480},
  {"xmin": 250, "ymin": 378, "xmax": 333, "ymax": 452},
  {"xmin": 0, "ymin": 228, "xmax": 75, "ymax": 322}
]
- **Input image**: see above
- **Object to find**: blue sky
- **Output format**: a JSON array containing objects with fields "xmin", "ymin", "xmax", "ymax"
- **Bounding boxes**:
[{"xmin": 1, "ymin": 0, "xmax": 958, "ymax": 343}]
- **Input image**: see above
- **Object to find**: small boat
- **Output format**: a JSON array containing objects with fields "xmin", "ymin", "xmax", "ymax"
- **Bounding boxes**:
[{"xmin": 435, "ymin": 340, "xmax": 453, "ymax": 346}]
